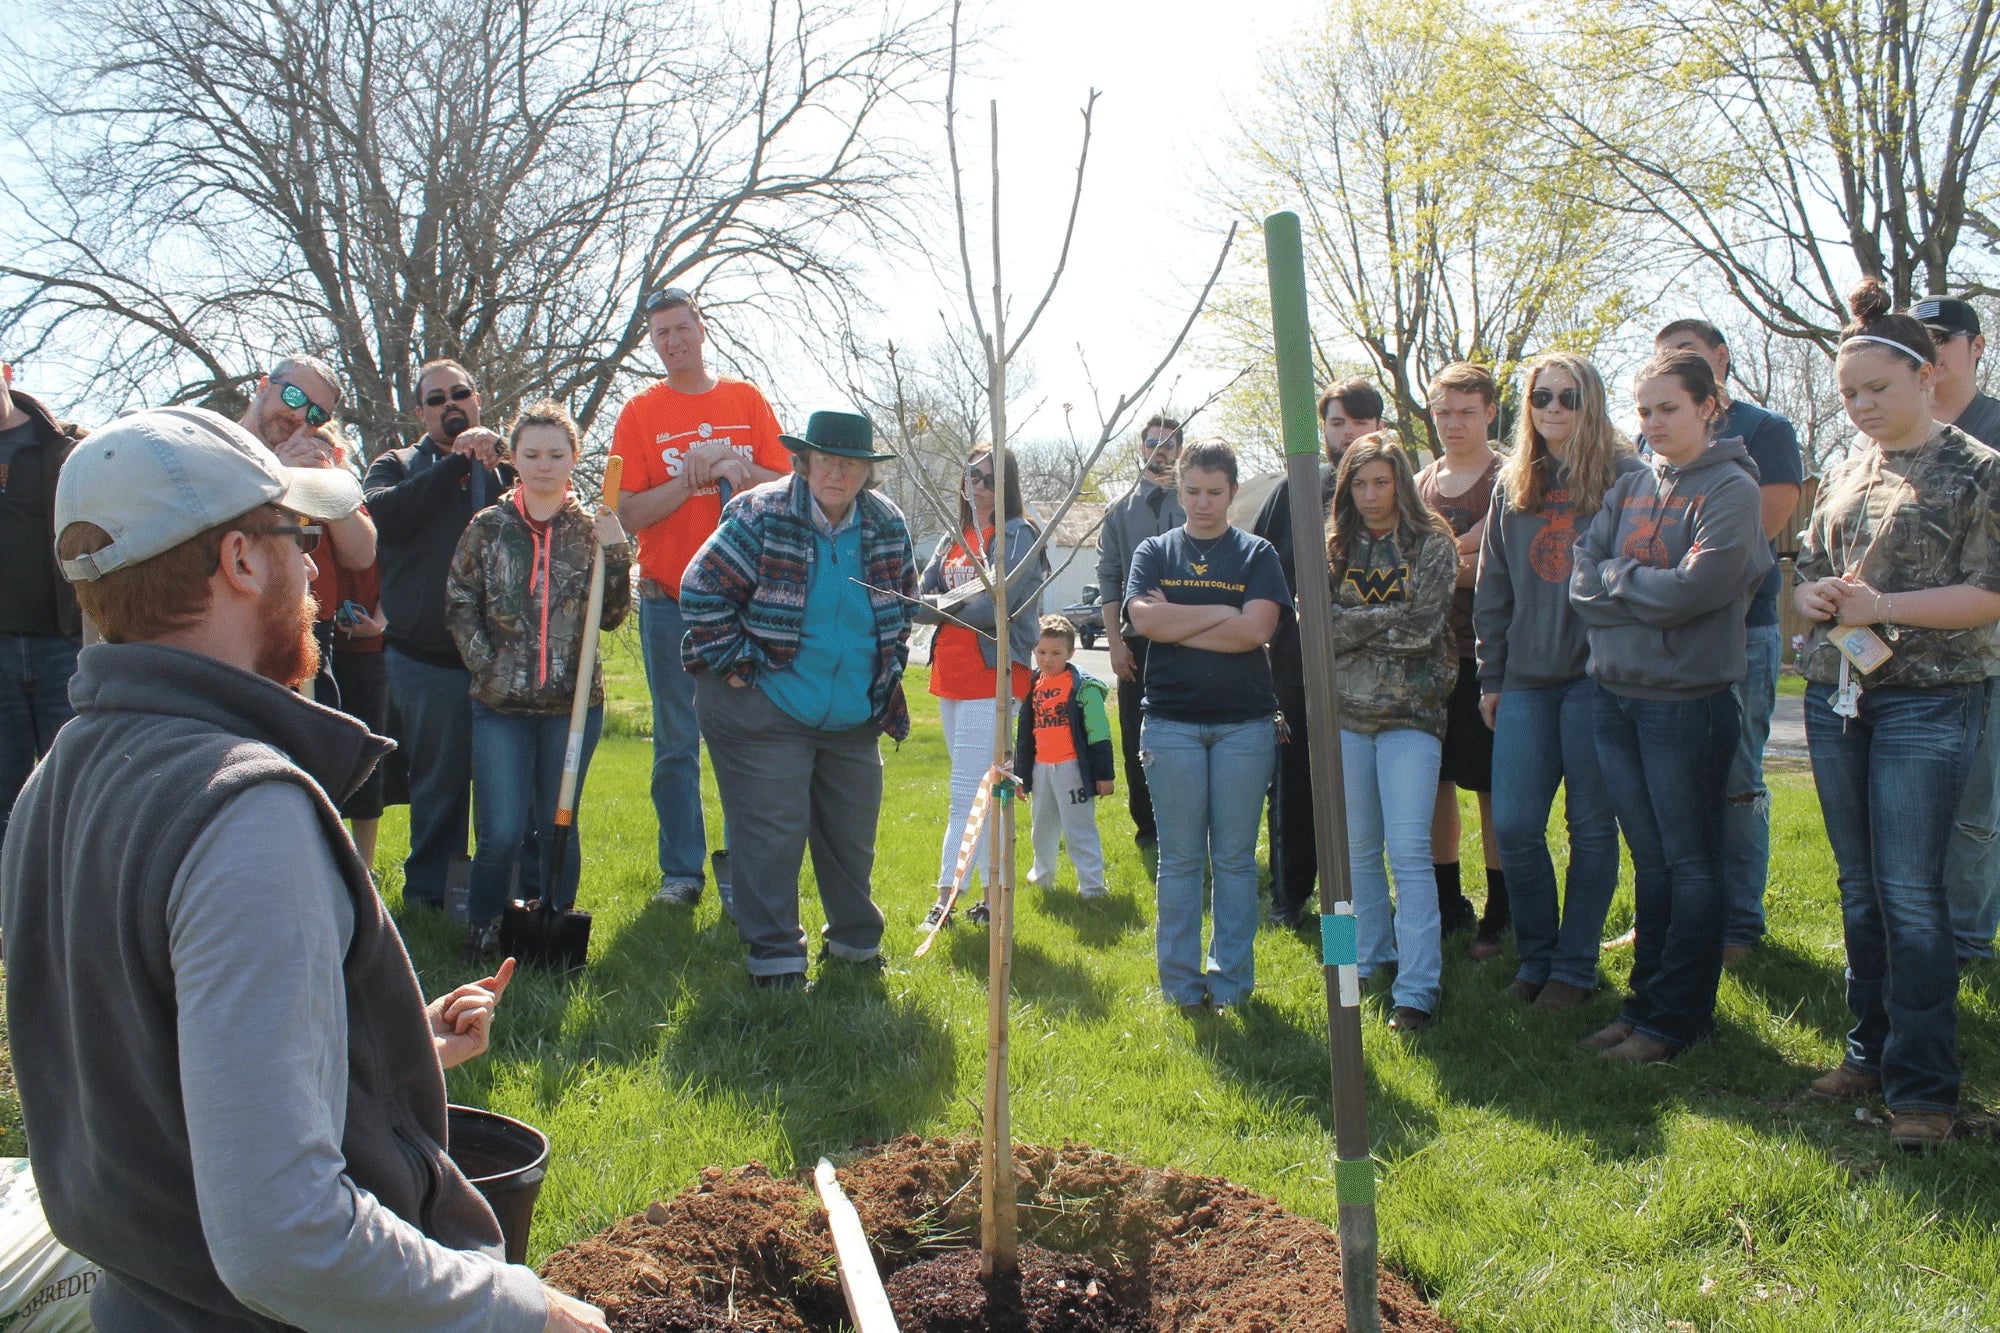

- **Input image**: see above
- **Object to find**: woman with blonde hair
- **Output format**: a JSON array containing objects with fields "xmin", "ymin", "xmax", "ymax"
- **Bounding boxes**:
[
  {"xmin": 1472, "ymin": 353, "xmax": 1643, "ymax": 1011},
  {"xmin": 1326, "ymin": 434, "xmax": 1459, "ymax": 1030}
]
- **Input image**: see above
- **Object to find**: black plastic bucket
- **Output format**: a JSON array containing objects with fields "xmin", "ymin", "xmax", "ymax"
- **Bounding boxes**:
[{"xmin": 446, "ymin": 1104, "xmax": 550, "ymax": 1265}]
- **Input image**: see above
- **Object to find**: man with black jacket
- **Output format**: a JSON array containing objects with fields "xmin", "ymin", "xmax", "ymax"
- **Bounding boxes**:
[
  {"xmin": 0, "ymin": 364, "xmax": 86, "ymax": 844},
  {"xmin": 362, "ymin": 360, "xmax": 517, "ymax": 910}
]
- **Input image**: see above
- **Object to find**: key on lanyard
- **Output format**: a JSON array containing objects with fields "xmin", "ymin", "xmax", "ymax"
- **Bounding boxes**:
[{"xmin": 1832, "ymin": 658, "xmax": 1861, "ymax": 723}]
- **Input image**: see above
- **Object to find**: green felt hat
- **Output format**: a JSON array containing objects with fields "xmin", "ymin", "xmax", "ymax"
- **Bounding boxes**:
[{"xmin": 779, "ymin": 410, "xmax": 897, "ymax": 462}]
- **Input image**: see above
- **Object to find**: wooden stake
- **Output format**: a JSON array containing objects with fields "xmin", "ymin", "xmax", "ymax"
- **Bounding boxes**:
[
  {"xmin": 814, "ymin": 1160, "xmax": 902, "ymax": 1333},
  {"xmin": 1264, "ymin": 209, "xmax": 1381, "ymax": 1333}
]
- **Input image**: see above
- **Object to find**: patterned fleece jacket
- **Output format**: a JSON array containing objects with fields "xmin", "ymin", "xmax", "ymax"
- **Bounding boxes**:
[
  {"xmin": 1329, "ymin": 523, "xmax": 1458, "ymax": 737},
  {"xmin": 445, "ymin": 491, "xmax": 632, "ymax": 714},
  {"xmin": 678, "ymin": 473, "xmax": 919, "ymax": 740}
]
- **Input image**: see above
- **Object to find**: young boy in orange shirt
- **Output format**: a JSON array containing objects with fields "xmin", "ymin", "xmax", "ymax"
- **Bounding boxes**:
[{"xmin": 1015, "ymin": 615, "xmax": 1116, "ymax": 898}]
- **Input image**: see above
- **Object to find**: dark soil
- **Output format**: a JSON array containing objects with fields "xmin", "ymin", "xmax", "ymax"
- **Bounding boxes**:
[
  {"xmin": 543, "ymin": 1137, "xmax": 1455, "ymax": 1332},
  {"xmin": 884, "ymin": 1244, "xmax": 1145, "ymax": 1332}
]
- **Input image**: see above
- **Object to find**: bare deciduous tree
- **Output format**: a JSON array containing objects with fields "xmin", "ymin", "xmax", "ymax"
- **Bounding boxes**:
[{"xmin": 0, "ymin": 0, "xmax": 955, "ymax": 453}]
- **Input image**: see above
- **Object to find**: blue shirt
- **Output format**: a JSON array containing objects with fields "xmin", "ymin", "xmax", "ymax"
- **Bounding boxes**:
[
  {"xmin": 1126, "ymin": 525, "xmax": 1290, "ymax": 723},
  {"xmin": 759, "ymin": 501, "xmax": 876, "ymax": 730},
  {"xmin": 1726, "ymin": 399, "xmax": 1804, "ymax": 627}
]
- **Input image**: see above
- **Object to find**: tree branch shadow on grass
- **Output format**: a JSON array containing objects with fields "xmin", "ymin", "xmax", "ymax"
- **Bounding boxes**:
[
  {"xmin": 943, "ymin": 928, "xmax": 1114, "ymax": 1022},
  {"xmin": 1033, "ymin": 884, "xmax": 1148, "ymax": 950},
  {"xmin": 1182, "ymin": 994, "xmax": 1439, "ymax": 1156}
]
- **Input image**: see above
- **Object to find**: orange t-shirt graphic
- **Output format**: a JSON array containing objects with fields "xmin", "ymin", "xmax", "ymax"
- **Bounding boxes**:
[
  {"xmin": 1527, "ymin": 487, "xmax": 1578, "ymax": 584},
  {"xmin": 610, "ymin": 377, "xmax": 788, "ymax": 594},
  {"xmin": 1030, "ymin": 669, "xmax": 1078, "ymax": 763}
]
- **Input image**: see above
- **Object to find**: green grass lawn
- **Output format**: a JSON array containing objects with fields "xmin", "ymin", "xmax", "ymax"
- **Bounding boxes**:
[{"xmin": 378, "ymin": 625, "xmax": 1994, "ymax": 1329}]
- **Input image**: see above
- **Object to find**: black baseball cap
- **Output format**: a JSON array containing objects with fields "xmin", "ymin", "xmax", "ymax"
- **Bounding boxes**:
[{"xmin": 1911, "ymin": 296, "xmax": 1981, "ymax": 339}]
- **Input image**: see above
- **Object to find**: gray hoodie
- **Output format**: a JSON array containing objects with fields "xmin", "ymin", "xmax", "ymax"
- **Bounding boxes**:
[
  {"xmin": 1568, "ymin": 437, "xmax": 1772, "ymax": 700},
  {"xmin": 1473, "ymin": 453, "xmax": 1647, "ymax": 692}
]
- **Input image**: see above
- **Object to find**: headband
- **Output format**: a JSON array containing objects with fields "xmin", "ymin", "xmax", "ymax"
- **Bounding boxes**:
[{"xmin": 1843, "ymin": 333, "xmax": 1931, "ymax": 365}]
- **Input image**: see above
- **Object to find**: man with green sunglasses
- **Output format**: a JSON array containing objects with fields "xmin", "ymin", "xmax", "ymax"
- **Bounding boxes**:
[{"xmin": 239, "ymin": 355, "xmax": 375, "ymax": 569}]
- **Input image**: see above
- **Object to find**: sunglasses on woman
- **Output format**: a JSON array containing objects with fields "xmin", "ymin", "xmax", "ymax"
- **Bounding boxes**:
[
  {"xmin": 423, "ymin": 385, "xmax": 476, "ymax": 409},
  {"xmin": 275, "ymin": 380, "xmax": 332, "ymax": 428},
  {"xmin": 965, "ymin": 466, "xmax": 994, "ymax": 486},
  {"xmin": 1529, "ymin": 387, "xmax": 1583, "ymax": 411}
]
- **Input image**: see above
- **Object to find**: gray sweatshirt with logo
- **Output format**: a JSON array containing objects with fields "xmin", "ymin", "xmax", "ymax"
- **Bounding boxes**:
[
  {"xmin": 1568, "ymin": 438, "xmax": 1772, "ymax": 699},
  {"xmin": 1473, "ymin": 453, "xmax": 1647, "ymax": 692}
]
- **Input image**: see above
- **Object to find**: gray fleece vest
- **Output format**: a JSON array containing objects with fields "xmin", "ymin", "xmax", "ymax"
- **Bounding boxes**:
[{"xmin": 0, "ymin": 643, "xmax": 506, "ymax": 1330}]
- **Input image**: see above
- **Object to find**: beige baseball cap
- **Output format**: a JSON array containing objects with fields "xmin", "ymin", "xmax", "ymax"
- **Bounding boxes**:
[{"xmin": 56, "ymin": 406, "xmax": 363, "ymax": 582}]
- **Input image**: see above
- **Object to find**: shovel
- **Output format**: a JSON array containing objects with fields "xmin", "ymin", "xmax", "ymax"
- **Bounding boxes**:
[{"xmin": 502, "ymin": 455, "xmax": 624, "ymax": 970}]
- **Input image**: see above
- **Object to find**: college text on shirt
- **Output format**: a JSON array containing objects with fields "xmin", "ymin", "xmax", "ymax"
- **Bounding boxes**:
[{"xmin": 653, "ymin": 421, "xmax": 758, "ymax": 496}]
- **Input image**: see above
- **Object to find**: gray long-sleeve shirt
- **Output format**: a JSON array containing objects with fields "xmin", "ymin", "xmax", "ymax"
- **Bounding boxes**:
[
  {"xmin": 167, "ymin": 784, "xmax": 546, "ymax": 1332},
  {"xmin": 1095, "ymin": 477, "xmax": 1185, "ymax": 628}
]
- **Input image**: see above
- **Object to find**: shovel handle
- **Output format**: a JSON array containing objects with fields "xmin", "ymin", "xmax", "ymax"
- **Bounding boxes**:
[{"xmin": 554, "ymin": 454, "xmax": 623, "ymax": 821}]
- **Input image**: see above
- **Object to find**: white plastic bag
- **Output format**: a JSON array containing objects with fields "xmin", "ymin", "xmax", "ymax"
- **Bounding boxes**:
[{"xmin": 0, "ymin": 1158, "xmax": 97, "ymax": 1332}]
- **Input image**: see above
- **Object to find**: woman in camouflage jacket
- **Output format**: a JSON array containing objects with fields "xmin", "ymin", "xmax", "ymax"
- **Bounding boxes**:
[{"xmin": 446, "ymin": 401, "xmax": 632, "ymax": 957}]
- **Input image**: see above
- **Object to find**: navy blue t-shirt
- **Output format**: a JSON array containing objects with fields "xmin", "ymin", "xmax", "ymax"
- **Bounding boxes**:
[
  {"xmin": 1726, "ymin": 399, "xmax": 1804, "ymax": 628},
  {"xmin": 1126, "ymin": 525, "xmax": 1289, "ymax": 723}
]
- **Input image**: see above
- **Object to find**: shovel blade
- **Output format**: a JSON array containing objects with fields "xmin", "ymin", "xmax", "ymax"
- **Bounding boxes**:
[{"xmin": 500, "ymin": 899, "xmax": 592, "ymax": 970}]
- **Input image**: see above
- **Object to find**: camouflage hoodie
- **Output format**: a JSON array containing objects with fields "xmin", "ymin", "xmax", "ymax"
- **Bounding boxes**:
[
  {"xmin": 1329, "ymin": 524, "xmax": 1458, "ymax": 737},
  {"xmin": 446, "ymin": 490, "xmax": 633, "ymax": 714}
]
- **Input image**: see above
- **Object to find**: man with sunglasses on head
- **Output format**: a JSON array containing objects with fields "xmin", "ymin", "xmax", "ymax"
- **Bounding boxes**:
[
  {"xmin": 610, "ymin": 286, "xmax": 788, "ymax": 908},
  {"xmin": 363, "ymin": 359, "xmax": 520, "ymax": 911},
  {"xmin": 1911, "ymin": 296, "xmax": 2000, "ymax": 965},
  {"xmin": 3, "ymin": 406, "xmax": 605, "ymax": 1332},
  {"xmin": 241, "ymin": 355, "xmax": 378, "ymax": 705},
  {"xmin": 1096, "ymin": 412, "xmax": 1188, "ymax": 851}
]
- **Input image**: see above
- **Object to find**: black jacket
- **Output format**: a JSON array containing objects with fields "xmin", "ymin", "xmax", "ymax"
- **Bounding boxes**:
[
  {"xmin": 362, "ymin": 438, "xmax": 514, "ymax": 667},
  {"xmin": 12, "ymin": 390, "xmax": 86, "ymax": 638}
]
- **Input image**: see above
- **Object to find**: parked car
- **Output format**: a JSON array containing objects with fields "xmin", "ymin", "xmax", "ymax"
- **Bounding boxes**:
[{"xmin": 1061, "ymin": 584, "xmax": 1106, "ymax": 649}]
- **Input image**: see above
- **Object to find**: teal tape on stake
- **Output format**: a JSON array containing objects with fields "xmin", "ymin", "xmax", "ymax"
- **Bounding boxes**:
[
  {"xmin": 1334, "ymin": 1155, "xmax": 1377, "ymax": 1207},
  {"xmin": 1321, "ymin": 912, "xmax": 1357, "ymax": 968}
]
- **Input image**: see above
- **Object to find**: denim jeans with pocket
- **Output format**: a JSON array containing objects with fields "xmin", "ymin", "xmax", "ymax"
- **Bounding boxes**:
[
  {"xmin": 1943, "ymin": 676, "xmax": 2000, "ymax": 959},
  {"xmin": 1341, "ymin": 727, "xmax": 1444, "ymax": 1014},
  {"xmin": 1805, "ymin": 680, "xmax": 1981, "ymax": 1113},
  {"xmin": 468, "ymin": 701, "xmax": 603, "ymax": 923},
  {"xmin": 1722, "ymin": 623, "xmax": 1781, "ymax": 946},
  {"xmin": 1140, "ymin": 713, "xmax": 1275, "ymax": 1006},
  {"xmin": 1490, "ymin": 678, "xmax": 1622, "ymax": 990},
  {"xmin": 639, "ymin": 594, "xmax": 710, "ymax": 884},
  {"xmin": 383, "ymin": 646, "xmax": 474, "ymax": 905},
  {"xmin": 1595, "ymin": 686, "xmax": 1738, "ymax": 1049},
  {"xmin": 0, "ymin": 632, "xmax": 78, "ymax": 846}
]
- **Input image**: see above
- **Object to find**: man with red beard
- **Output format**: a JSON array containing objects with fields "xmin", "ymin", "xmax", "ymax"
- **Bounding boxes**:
[{"xmin": 0, "ymin": 407, "xmax": 606, "ymax": 1331}]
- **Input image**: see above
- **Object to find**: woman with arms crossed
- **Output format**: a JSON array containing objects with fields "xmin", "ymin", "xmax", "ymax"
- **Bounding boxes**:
[
  {"xmin": 1126, "ymin": 442, "xmax": 1287, "ymax": 1012},
  {"xmin": 1569, "ymin": 349, "xmax": 1770, "ymax": 1062}
]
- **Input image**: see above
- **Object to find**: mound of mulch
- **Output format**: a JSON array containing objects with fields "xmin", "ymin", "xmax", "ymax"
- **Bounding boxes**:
[{"xmin": 542, "ymin": 1136, "xmax": 1454, "ymax": 1332}]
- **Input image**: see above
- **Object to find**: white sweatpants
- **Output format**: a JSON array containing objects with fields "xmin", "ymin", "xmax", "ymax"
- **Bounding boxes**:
[{"xmin": 1028, "ymin": 757, "xmax": 1107, "ymax": 895}]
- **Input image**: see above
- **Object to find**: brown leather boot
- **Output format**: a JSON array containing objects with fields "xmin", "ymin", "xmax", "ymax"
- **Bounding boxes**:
[{"xmin": 1809, "ymin": 1063, "xmax": 1881, "ymax": 1100}]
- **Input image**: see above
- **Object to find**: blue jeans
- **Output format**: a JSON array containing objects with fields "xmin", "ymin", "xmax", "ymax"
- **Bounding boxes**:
[
  {"xmin": 383, "ymin": 647, "xmax": 474, "ymax": 904},
  {"xmin": 468, "ymin": 701, "xmax": 603, "ymax": 922},
  {"xmin": 1806, "ymin": 680, "xmax": 1981, "ymax": 1113},
  {"xmin": 1944, "ymin": 677, "xmax": 2000, "ymax": 959},
  {"xmin": 639, "ymin": 595, "xmax": 710, "ymax": 883},
  {"xmin": 1490, "ymin": 678, "xmax": 1621, "ymax": 990},
  {"xmin": 0, "ymin": 632, "xmax": 79, "ymax": 845},
  {"xmin": 1722, "ymin": 624, "xmax": 1781, "ymax": 946},
  {"xmin": 1141, "ymin": 714, "xmax": 1275, "ymax": 1006},
  {"xmin": 1595, "ymin": 687, "xmax": 1738, "ymax": 1048},
  {"xmin": 1341, "ymin": 728, "xmax": 1444, "ymax": 1014}
]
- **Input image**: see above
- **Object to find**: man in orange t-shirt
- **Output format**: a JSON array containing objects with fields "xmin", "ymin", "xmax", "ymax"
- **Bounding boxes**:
[{"xmin": 611, "ymin": 287, "xmax": 789, "ymax": 906}]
